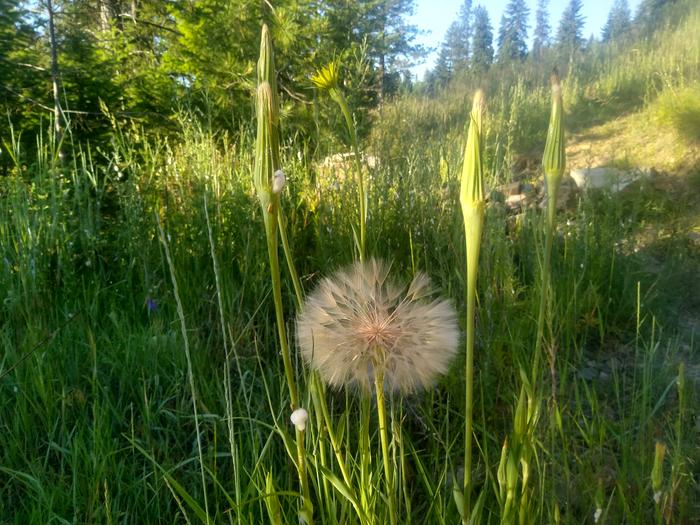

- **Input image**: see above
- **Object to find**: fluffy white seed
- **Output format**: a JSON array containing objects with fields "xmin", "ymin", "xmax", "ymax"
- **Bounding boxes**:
[
  {"xmin": 296, "ymin": 259, "xmax": 460, "ymax": 393},
  {"xmin": 272, "ymin": 169, "xmax": 286, "ymax": 194},
  {"xmin": 290, "ymin": 408, "xmax": 309, "ymax": 432}
]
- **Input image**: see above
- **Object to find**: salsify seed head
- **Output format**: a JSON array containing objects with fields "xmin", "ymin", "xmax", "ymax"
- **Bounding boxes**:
[{"xmin": 296, "ymin": 259, "xmax": 460, "ymax": 394}]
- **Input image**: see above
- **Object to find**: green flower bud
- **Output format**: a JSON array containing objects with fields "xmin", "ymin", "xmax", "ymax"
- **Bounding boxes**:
[
  {"xmin": 254, "ymin": 25, "xmax": 282, "ymax": 219},
  {"xmin": 542, "ymin": 74, "xmax": 566, "ymax": 211}
]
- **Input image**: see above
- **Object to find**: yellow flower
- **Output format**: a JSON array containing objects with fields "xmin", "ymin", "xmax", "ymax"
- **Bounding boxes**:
[{"xmin": 311, "ymin": 61, "xmax": 340, "ymax": 91}]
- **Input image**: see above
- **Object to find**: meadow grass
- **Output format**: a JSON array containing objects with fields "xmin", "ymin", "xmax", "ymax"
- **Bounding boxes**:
[{"xmin": 1, "ymin": 9, "xmax": 699, "ymax": 525}]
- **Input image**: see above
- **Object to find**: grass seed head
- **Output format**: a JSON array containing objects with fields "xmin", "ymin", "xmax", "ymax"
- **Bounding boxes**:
[{"xmin": 296, "ymin": 259, "xmax": 460, "ymax": 393}]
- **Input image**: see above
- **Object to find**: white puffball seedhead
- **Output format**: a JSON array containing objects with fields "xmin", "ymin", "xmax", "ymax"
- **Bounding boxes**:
[{"xmin": 290, "ymin": 408, "xmax": 309, "ymax": 432}]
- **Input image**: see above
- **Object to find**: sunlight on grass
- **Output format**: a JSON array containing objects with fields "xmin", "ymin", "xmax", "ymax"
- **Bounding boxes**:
[{"xmin": 1, "ymin": 5, "xmax": 699, "ymax": 525}]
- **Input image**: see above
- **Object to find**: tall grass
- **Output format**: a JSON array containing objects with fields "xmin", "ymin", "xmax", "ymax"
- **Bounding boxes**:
[{"xmin": 1, "ymin": 8, "xmax": 699, "ymax": 525}]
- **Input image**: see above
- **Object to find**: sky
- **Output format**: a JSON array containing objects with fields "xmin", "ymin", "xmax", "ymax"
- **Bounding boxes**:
[{"xmin": 409, "ymin": 0, "xmax": 643, "ymax": 79}]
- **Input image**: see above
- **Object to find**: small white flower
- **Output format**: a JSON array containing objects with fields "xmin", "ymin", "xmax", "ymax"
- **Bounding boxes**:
[
  {"xmin": 594, "ymin": 507, "xmax": 602, "ymax": 523},
  {"xmin": 654, "ymin": 491, "xmax": 662, "ymax": 504},
  {"xmin": 272, "ymin": 169, "xmax": 286, "ymax": 194},
  {"xmin": 290, "ymin": 408, "xmax": 309, "ymax": 432}
]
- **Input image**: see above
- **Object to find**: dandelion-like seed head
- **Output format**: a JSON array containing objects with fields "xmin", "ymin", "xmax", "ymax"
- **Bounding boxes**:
[{"xmin": 296, "ymin": 259, "xmax": 460, "ymax": 394}]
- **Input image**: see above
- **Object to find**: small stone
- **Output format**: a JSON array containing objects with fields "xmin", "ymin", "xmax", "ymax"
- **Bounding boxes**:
[
  {"xmin": 506, "ymin": 194, "xmax": 527, "ymax": 209},
  {"xmin": 687, "ymin": 232, "xmax": 700, "ymax": 245},
  {"xmin": 580, "ymin": 367, "xmax": 596, "ymax": 381},
  {"xmin": 502, "ymin": 181, "xmax": 521, "ymax": 196}
]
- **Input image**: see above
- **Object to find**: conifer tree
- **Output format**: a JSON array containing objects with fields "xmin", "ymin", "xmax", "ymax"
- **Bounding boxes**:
[
  {"xmin": 471, "ymin": 5, "xmax": 493, "ymax": 71},
  {"xmin": 556, "ymin": 0, "xmax": 585, "ymax": 57},
  {"xmin": 497, "ymin": 0, "xmax": 530, "ymax": 62},
  {"xmin": 602, "ymin": 0, "xmax": 632, "ymax": 42},
  {"xmin": 432, "ymin": 0, "xmax": 472, "ymax": 78},
  {"xmin": 532, "ymin": 0, "xmax": 551, "ymax": 58},
  {"xmin": 432, "ymin": 39, "xmax": 454, "ymax": 87},
  {"xmin": 635, "ymin": 0, "xmax": 672, "ymax": 32},
  {"xmin": 453, "ymin": 0, "xmax": 472, "ymax": 70}
]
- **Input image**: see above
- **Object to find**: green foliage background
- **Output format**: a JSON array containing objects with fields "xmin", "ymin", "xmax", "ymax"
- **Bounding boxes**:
[{"xmin": 1, "ymin": 0, "xmax": 699, "ymax": 523}]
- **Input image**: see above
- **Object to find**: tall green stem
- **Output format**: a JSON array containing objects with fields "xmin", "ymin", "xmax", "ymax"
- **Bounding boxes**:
[
  {"xmin": 312, "ymin": 62, "xmax": 367, "ymax": 262},
  {"xmin": 463, "ymin": 214, "xmax": 482, "ymax": 515},
  {"xmin": 459, "ymin": 91, "xmax": 486, "ymax": 521},
  {"xmin": 254, "ymin": 24, "xmax": 312, "ymax": 524},
  {"xmin": 333, "ymin": 91, "xmax": 366, "ymax": 262},
  {"xmin": 265, "ymin": 216, "xmax": 313, "ymax": 520},
  {"xmin": 535, "ymin": 73, "xmax": 566, "ymax": 386},
  {"xmin": 531, "ymin": 203, "xmax": 555, "ymax": 384},
  {"xmin": 374, "ymin": 369, "xmax": 397, "ymax": 525},
  {"xmin": 266, "ymin": 230, "xmax": 299, "ymax": 408},
  {"xmin": 278, "ymin": 209, "xmax": 305, "ymax": 309}
]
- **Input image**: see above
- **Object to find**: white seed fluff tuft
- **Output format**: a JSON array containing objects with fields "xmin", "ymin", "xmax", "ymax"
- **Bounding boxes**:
[
  {"xmin": 290, "ymin": 408, "xmax": 309, "ymax": 432},
  {"xmin": 272, "ymin": 169, "xmax": 286, "ymax": 194},
  {"xmin": 296, "ymin": 259, "xmax": 460, "ymax": 393}
]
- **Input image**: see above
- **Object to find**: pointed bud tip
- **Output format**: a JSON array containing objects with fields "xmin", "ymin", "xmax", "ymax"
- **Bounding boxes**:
[
  {"xmin": 260, "ymin": 24, "xmax": 271, "ymax": 50},
  {"xmin": 472, "ymin": 89, "xmax": 485, "ymax": 113},
  {"xmin": 550, "ymin": 73, "xmax": 562, "ymax": 97}
]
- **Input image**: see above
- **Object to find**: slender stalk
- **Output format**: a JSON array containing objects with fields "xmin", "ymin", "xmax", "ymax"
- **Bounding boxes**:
[
  {"xmin": 204, "ymin": 192, "xmax": 241, "ymax": 521},
  {"xmin": 531, "ymin": 212, "xmax": 554, "ymax": 384},
  {"xmin": 335, "ymin": 94, "xmax": 366, "ymax": 261},
  {"xmin": 266, "ymin": 232, "xmax": 300, "ymax": 406},
  {"xmin": 278, "ymin": 209, "xmax": 305, "ymax": 307},
  {"xmin": 463, "ymin": 232, "xmax": 479, "ymax": 515},
  {"xmin": 156, "ymin": 214, "xmax": 210, "ymax": 524},
  {"xmin": 374, "ymin": 369, "xmax": 397, "ymax": 525},
  {"xmin": 312, "ymin": 62, "xmax": 367, "ymax": 262},
  {"xmin": 533, "ymin": 73, "xmax": 566, "ymax": 385},
  {"xmin": 535, "ymin": 73, "xmax": 566, "ymax": 522},
  {"xmin": 460, "ymin": 90, "xmax": 486, "ymax": 520},
  {"xmin": 310, "ymin": 374, "xmax": 368, "ymax": 524},
  {"xmin": 46, "ymin": 0, "xmax": 64, "ymax": 156},
  {"xmin": 254, "ymin": 24, "xmax": 312, "ymax": 523},
  {"xmin": 359, "ymin": 395, "xmax": 372, "ymax": 517}
]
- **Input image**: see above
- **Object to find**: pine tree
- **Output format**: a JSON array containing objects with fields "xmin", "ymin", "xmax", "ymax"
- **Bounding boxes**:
[
  {"xmin": 496, "ymin": 14, "xmax": 507, "ymax": 53},
  {"xmin": 556, "ymin": 0, "xmax": 585, "ymax": 57},
  {"xmin": 497, "ymin": 0, "xmax": 530, "ymax": 62},
  {"xmin": 0, "ymin": 0, "xmax": 41, "ymax": 148},
  {"xmin": 432, "ymin": 0, "xmax": 472, "ymax": 79},
  {"xmin": 471, "ymin": 5, "xmax": 493, "ymax": 71},
  {"xmin": 602, "ymin": 0, "xmax": 632, "ymax": 42},
  {"xmin": 532, "ymin": 0, "xmax": 551, "ymax": 58},
  {"xmin": 635, "ymin": 0, "xmax": 672, "ymax": 32},
  {"xmin": 432, "ymin": 40, "xmax": 454, "ymax": 87},
  {"xmin": 453, "ymin": 0, "xmax": 472, "ymax": 70},
  {"xmin": 326, "ymin": 0, "xmax": 425, "ymax": 97},
  {"xmin": 375, "ymin": 0, "xmax": 423, "ymax": 96}
]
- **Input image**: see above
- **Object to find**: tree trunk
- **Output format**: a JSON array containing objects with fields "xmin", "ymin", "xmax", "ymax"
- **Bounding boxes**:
[{"xmin": 46, "ymin": 0, "xmax": 64, "ymax": 155}]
